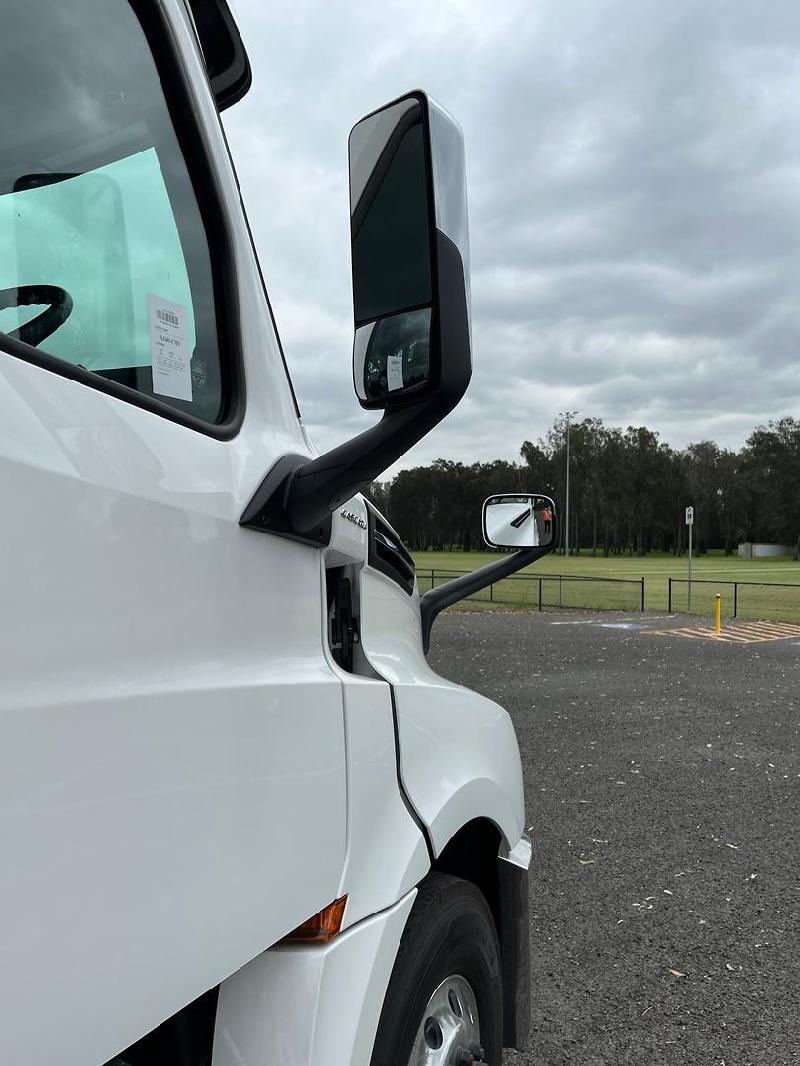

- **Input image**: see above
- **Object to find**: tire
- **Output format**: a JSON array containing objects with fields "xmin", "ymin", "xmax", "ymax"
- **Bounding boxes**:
[{"xmin": 371, "ymin": 872, "xmax": 503, "ymax": 1066}]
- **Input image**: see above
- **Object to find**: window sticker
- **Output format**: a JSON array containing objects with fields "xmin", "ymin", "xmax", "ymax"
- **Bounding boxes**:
[
  {"xmin": 148, "ymin": 294, "xmax": 192, "ymax": 401},
  {"xmin": 386, "ymin": 353, "xmax": 404, "ymax": 391}
]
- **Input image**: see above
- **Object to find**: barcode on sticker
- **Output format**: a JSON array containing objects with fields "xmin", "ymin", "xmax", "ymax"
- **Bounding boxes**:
[
  {"xmin": 157, "ymin": 308, "xmax": 180, "ymax": 328},
  {"xmin": 148, "ymin": 294, "xmax": 192, "ymax": 402}
]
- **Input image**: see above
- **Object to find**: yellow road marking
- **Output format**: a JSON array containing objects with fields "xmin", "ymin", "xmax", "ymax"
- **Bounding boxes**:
[{"xmin": 649, "ymin": 620, "xmax": 800, "ymax": 644}]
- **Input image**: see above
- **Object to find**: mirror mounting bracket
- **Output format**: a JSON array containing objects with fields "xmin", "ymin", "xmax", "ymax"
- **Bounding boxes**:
[
  {"xmin": 240, "ymin": 228, "xmax": 470, "ymax": 545},
  {"xmin": 419, "ymin": 531, "xmax": 557, "ymax": 653},
  {"xmin": 240, "ymin": 366, "xmax": 462, "ymax": 546},
  {"xmin": 242, "ymin": 91, "xmax": 471, "ymax": 546},
  {"xmin": 238, "ymin": 453, "xmax": 332, "ymax": 547}
]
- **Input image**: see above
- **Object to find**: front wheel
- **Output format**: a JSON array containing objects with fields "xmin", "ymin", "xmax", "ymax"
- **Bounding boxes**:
[{"xmin": 371, "ymin": 873, "xmax": 503, "ymax": 1066}]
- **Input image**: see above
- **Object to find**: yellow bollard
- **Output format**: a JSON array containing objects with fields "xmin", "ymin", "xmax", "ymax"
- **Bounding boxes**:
[{"xmin": 715, "ymin": 593, "xmax": 721, "ymax": 635}]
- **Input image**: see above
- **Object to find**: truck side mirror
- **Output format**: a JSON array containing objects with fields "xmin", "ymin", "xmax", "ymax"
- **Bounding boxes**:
[
  {"xmin": 420, "ymin": 492, "xmax": 557, "ymax": 652},
  {"xmin": 483, "ymin": 494, "xmax": 555, "ymax": 549},
  {"xmin": 241, "ymin": 91, "xmax": 473, "ymax": 545},
  {"xmin": 349, "ymin": 93, "xmax": 471, "ymax": 411}
]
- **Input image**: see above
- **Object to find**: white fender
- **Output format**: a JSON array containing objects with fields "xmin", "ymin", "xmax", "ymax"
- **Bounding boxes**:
[
  {"xmin": 359, "ymin": 569, "xmax": 525, "ymax": 855},
  {"xmin": 212, "ymin": 891, "xmax": 416, "ymax": 1066}
]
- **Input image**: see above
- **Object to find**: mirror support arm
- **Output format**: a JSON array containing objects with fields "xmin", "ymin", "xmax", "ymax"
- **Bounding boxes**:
[
  {"xmin": 240, "ymin": 393, "xmax": 452, "ymax": 545},
  {"xmin": 240, "ymin": 230, "xmax": 470, "ymax": 546},
  {"xmin": 419, "ymin": 532, "xmax": 557, "ymax": 653}
]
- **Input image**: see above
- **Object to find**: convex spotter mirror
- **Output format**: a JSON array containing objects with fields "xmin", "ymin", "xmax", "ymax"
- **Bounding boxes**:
[
  {"xmin": 483, "ymin": 494, "xmax": 556, "ymax": 549},
  {"xmin": 349, "ymin": 91, "xmax": 471, "ymax": 409}
]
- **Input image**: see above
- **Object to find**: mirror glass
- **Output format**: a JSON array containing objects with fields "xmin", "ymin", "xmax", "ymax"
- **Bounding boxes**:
[
  {"xmin": 483, "ymin": 494, "xmax": 555, "ymax": 549},
  {"xmin": 350, "ymin": 97, "xmax": 434, "ymax": 406}
]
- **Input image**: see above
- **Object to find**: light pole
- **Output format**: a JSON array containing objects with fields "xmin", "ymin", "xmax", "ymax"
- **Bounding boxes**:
[{"xmin": 564, "ymin": 410, "xmax": 578, "ymax": 557}]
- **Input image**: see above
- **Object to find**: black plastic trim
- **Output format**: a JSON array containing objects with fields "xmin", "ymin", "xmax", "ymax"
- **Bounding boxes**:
[
  {"xmin": 419, "ymin": 516, "xmax": 558, "ymax": 652},
  {"xmin": 366, "ymin": 502, "xmax": 416, "ymax": 595},
  {"xmin": 241, "ymin": 90, "xmax": 471, "ymax": 543},
  {"xmin": 187, "ymin": 0, "xmax": 252, "ymax": 111},
  {"xmin": 0, "ymin": 0, "xmax": 245, "ymax": 441},
  {"xmin": 498, "ymin": 844, "xmax": 532, "ymax": 1048},
  {"xmin": 239, "ymin": 453, "xmax": 332, "ymax": 546},
  {"xmin": 240, "ymin": 228, "xmax": 470, "ymax": 545},
  {"xmin": 358, "ymin": 297, "xmax": 432, "ymax": 327}
]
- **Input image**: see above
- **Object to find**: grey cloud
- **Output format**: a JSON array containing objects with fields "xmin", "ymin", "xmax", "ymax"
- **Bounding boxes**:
[{"xmin": 225, "ymin": 0, "xmax": 800, "ymax": 466}]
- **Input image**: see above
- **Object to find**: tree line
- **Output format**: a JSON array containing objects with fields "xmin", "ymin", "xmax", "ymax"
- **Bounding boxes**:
[{"xmin": 367, "ymin": 415, "xmax": 800, "ymax": 557}]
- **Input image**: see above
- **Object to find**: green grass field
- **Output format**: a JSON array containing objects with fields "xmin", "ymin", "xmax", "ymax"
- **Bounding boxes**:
[{"xmin": 412, "ymin": 549, "xmax": 800, "ymax": 622}]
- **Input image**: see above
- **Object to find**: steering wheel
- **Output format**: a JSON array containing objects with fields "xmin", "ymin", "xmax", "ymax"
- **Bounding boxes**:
[{"xmin": 0, "ymin": 284, "xmax": 73, "ymax": 347}]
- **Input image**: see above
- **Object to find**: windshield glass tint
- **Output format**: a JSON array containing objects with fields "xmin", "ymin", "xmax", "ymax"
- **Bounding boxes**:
[{"xmin": 0, "ymin": 0, "xmax": 225, "ymax": 424}]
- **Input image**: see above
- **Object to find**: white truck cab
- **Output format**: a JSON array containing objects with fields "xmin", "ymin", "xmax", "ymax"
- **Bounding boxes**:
[{"xmin": 0, "ymin": 3, "xmax": 556, "ymax": 1064}]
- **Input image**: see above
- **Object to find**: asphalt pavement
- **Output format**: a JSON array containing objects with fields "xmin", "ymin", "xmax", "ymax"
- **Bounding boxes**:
[{"xmin": 428, "ymin": 611, "xmax": 799, "ymax": 1066}]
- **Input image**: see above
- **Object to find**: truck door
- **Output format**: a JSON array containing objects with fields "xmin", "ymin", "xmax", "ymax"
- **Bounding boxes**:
[{"xmin": 0, "ymin": 3, "xmax": 346, "ymax": 1065}]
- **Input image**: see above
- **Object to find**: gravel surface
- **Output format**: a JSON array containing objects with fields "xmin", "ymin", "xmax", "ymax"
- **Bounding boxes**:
[{"xmin": 428, "ymin": 611, "xmax": 799, "ymax": 1066}]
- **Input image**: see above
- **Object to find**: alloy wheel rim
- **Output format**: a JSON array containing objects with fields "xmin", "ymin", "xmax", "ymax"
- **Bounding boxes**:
[{"xmin": 408, "ymin": 974, "xmax": 483, "ymax": 1065}]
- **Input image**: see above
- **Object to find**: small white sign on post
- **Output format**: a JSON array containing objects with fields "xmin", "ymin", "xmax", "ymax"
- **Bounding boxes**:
[{"xmin": 686, "ymin": 505, "xmax": 694, "ymax": 611}]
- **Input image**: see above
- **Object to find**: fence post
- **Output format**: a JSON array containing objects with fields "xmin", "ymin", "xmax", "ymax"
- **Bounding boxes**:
[
  {"xmin": 559, "ymin": 574, "xmax": 563, "ymax": 607},
  {"xmin": 489, "ymin": 582, "xmax": 493, "ymax": 602},
  {"xmin": 668, "ymin": 577, "xmax": 672, "ymax": 613},
  {"xmin": 734, "ymin": 582, "xmax": 738, "ymax": 619},
  {"xmin": 538, "ymin": 577, "xmax": 542, "ymax": 612},
  {"xmin": 641, "ymin": 577, "xmax": 645, "ymax": 612},
  {"xmin": 430, "ymin": 568, "xmax": 436, "ymax": 590}
]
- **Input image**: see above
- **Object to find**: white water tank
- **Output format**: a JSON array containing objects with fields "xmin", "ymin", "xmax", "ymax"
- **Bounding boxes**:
[{"xmin": 737, "ymin": 542, "xmax": 792, "ymax": 559}]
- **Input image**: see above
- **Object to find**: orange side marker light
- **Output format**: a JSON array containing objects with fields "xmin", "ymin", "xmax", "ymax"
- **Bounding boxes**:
[{"xmin": 281, "ymin": 896, "xmax": 348, "ymax": 944}]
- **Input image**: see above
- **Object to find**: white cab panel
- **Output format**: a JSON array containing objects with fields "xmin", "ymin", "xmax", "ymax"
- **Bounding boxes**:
[
  {"xmin": 336, "ymin": 676, "xmax": 430, "ymax": 928},
  {"xmin": 0, "ymin": 356, "xmax": 347, "ymax": 1066},
  {"xmin": 323, "ymin": 499, "xmax": 430, "ymax": 927},
  {"xmin": 359, "ymin": 569, "xmax": 525, "ymax": 856},
  {"xmin": 213, "ymin": 891, "xmax": 416, "ymax": 1066},
  {"xmin": 0, "ymin": 4, "xmax": 347, "ymax": 1064},
  {"xmin": 326, "ymin": 495, "xmax": 370, "ymax": 566}
]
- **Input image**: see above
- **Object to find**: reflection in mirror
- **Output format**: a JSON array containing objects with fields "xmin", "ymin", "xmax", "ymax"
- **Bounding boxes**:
[
  {"xmin": 350, "ymin": 96, "xmax": 434, "ymax": 407},
  {"xmin": 483, "ymin": 494, "xmax": 555, "ymax": 549},
  {"xmin": 356, "ymin": 307, "xmax": 431, "ymax": 402}
]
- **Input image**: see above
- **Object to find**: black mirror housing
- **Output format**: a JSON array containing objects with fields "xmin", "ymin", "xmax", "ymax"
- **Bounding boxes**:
[
  {"xmin": 187, "ymin": 0, "xmax": 251, "ymax": 111},
  {"xmin": 241, "ymin": 91, "xmax": 473, "ymax": 545},
  {"xmin": 349, "ymin": 92, "xmax": 471, "ymax": 414}
]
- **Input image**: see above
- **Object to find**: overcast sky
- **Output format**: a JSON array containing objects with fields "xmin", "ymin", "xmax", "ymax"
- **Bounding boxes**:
[{"xmin": 224, "ymin": 0, "xmax": 800, "ymax": 471}]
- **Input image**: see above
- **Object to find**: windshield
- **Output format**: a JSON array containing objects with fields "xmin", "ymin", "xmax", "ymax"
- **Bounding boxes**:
[{"xmin": 0, "ymin": 0, "xmax": 225, "ymax": 423}]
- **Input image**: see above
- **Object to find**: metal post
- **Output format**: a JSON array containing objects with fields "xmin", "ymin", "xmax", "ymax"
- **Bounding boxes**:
[
  {"xmin": 688, "ymin": 523, "xmax": 693, "ymax": 612},
  {"xmin": 563, "ymin": 411, "xmax": 571, "ymax": 558},
  {"xmin": 668, "ymin": 577, "xmax": 672, "ymax": 613},
  {"xmin": 734, "ymin": 582, "xmax": 738, "ymax": 619},
  {"xmin": 559, "ymin": 574, "xmax": 563, "ymax": 607},
  {"xmin": 489, "ymin": 582, "xmax": 493, "ymax": 602},
  {"xmin": 564, "ymin": 410, "xmax": 577, "ymax": 557},
  {"xmin": 539, "ymin": 577, "xmax": 542, "ymax": 612},
  {"xmin": 641, "ymin": 577, "xmax": 645, "ymax": 612},
  {"xmin": 431, "ymin": 569, "xmax": 436, "ymax": 590},
  {"xmin": 715, "ymin": 593, "xmax": 721, "ymax": 634}
]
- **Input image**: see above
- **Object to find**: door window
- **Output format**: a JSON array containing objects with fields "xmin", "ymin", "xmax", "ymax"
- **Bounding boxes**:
[{"xmin": 0, "ymin": 0, "xmax": 231, "ymax": 426}]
